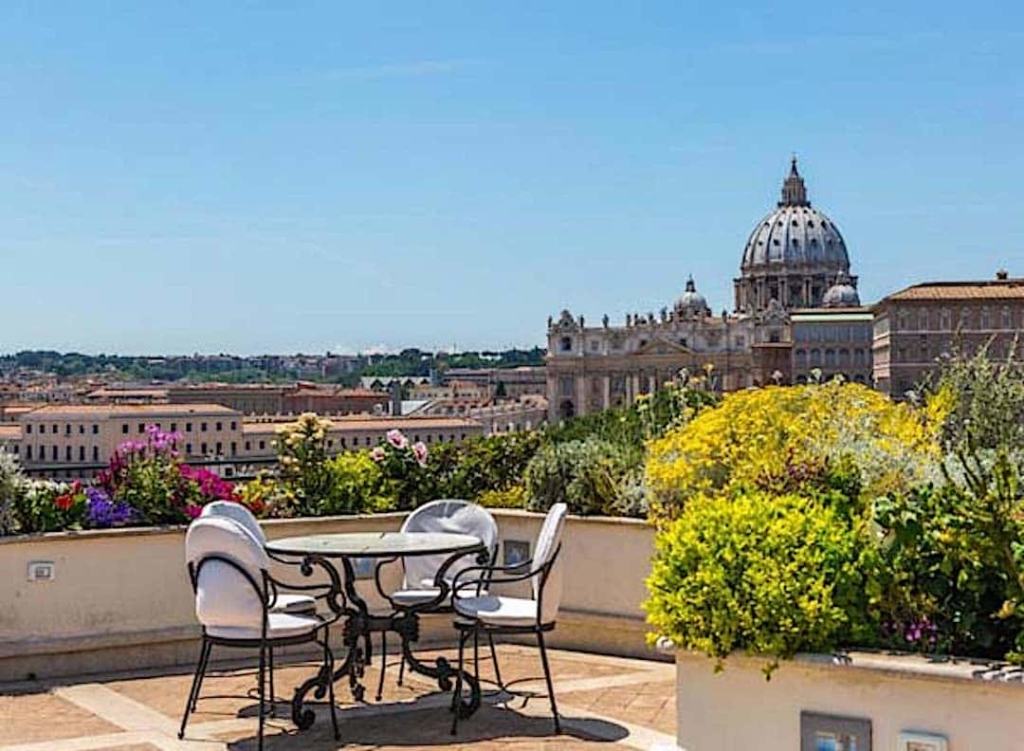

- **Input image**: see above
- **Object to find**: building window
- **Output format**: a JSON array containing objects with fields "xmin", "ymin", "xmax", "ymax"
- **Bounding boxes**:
[
  {"xmin": 52, "ymin": 446, "xmax": 58, "ymax": 461},
  {"xmin": 1003, "ymin": 306, "xmax": 1012, "ymax": 329},
  {"xmin": 92, "ymin": 447, "xmax": 99, "ymax": 461},
  {"xmin": 77, "ymin": 425, "xmax": 84, "ymax": 435},
  {"xmin": 201, "ymin": 443, "xmax": 208, "ymax": 455},
  {"xmin": 186, "ymin": 443, "xmax": 192, "ymax": 455},
  {"xmin": 215, "ymin": 442, "xmax": 223, "ymax": 455},
  {"xmin": 170, "ymin": 423, "xmax": 177, "ymax": 432},
  {"xmin": 980, "ymin": 307, "xmax": 991, "ymax": 329},
  {"xmin": 92, "ymin": 424, "xmax": 98, "ymax": 435},
  {"xmin": 78, "ymin": 446, "xmax": 85, "ymax": 461},
  {"xmin": 25, "ymin": 425, "xmax": 31, "ymax": 435},
  {"xmin": 215, "ymin": 422, "xmax": 222, "ymax": 431},
  {"xmin": 258, "ymin": 440, "xmax": 266, "ymax": 450},
  {"xmin": 25, "ymin": 446, "xmax": 32, "ymax": 460},
  {"xmin": 559, "ymin": 336, "xmax": 572, "ymax": 352},
  {"xmin": 230, "ymin": 421, "xmax": 237, "ymax": 430},
  {"xmin": 200, "ymin": 422, "xmax": 208, "ymax": 432},
  {"xmin": 185, "ymin": 422, "xmax": 192, "ymax": 432},
  {"xmin": 138, "ymin": 424, "xmax": 145, "ymax": 434},
  {"xmin": 244, "ymin": 441, "xmax": 251, "ymax": 451},
  {"xmin": 230, "ymin": 442, "xmax": 237, "ymax": 456}
]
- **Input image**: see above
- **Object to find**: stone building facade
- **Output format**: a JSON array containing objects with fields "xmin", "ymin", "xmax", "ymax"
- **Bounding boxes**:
[
  {"xmin": 872, "ymin": 271, "xmax": 1024, "ymax": 396},
  {"xmin": 546, "ymin": 158, "xmax": 872, "ymax": 420}
]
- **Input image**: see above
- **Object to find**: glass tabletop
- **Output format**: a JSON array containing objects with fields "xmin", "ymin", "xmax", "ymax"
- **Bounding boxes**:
[{"xmin": 265, "ymin": 531, "xmax": 485, "ymax": 558}]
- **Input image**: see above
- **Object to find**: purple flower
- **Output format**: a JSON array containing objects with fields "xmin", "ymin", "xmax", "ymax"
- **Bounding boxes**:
[{"xmin": 85, "ymin": 487, "xmax": 136, "ymax": 528}]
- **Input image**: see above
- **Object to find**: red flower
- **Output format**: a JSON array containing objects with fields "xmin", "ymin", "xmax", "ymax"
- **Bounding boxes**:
[{"xmin": 54, "ymin": 494, "xmax": 74, "ymax": 511}]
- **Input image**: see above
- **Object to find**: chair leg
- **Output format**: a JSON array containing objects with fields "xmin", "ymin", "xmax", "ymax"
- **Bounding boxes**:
[
  {"xmin": 537, "ymin": 631, "xmax": 560, "ymax": 734},
  {"xmin": 257, "ymin": 645, "xmax": 267, "ymax": 751},
  {"xmin": 189, "ymin": 639, "xmax": 212, "ymax": 713},
  {"xmin": 376, "ymin": 631, "xmax": 387, "ymax": 701},
  {"xmin": 473, "ymin": 628, "xmax": 480, "ymax": 685},
  {"xmin": 324, "ymin": 631, "xmax": 340, "ymax": 741},
  {"xmin": 267, "ymin": 646, "xmax": 276, "ymax": 715},
  {"xmin": 450, "ymin": 628, "xmax": 470, "ymax": 735},
  {"xmin": 487, "ymin": 632, "xmax": 503, "ymax": 689},
  {"xmin": 178, "ymin": 638, "xmax": 210, "ymax": 739},
  {"xmin": 397, "ymin": 652, "xmax": 406, "ymax": 686}
]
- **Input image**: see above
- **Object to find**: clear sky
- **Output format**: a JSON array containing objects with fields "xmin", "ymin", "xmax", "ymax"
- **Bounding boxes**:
[{"xmin": 1, "ymin": 2, "xmax": 1021, "ymax": 355}]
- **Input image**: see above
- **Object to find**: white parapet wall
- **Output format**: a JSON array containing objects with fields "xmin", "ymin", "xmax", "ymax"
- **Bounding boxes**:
[
  {"xmin": 677, "ymin": 650, "xmax": 1024, "ymax": 750},
  {"xmin": 0, "ymin": 510, "xmax": 660, "ymax": 682}
]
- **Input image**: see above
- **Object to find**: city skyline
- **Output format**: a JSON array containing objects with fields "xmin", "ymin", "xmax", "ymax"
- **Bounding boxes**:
[{"xmin": 1, "ymin": 2, "xmax": 1022, "ymax": 354}]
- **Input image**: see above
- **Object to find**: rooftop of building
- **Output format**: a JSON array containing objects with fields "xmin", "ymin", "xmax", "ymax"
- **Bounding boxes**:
[
  {"xmin": 241, "ymin": 414, "xmax": 483, "ymax": 435},
  {"xmin": 881, "ymin": 272, "xmax": 1024, "ymax": 302},
  {"xmin": 19, "ymin": 403, "xmax": 239, "ymax": 418}
]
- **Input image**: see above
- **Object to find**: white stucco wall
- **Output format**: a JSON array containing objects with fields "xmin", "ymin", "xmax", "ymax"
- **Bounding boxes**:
[
  {"xmin": 0, "ymin": 510, "xmax": 658, "ymax": 680},
  {"xmin": 677, "ymin": 650, "xmax": 1024, "ymax": 750}
]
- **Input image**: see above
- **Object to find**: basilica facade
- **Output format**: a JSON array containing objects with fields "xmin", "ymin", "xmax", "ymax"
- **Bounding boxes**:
[{"xmin": 546, "ymin": 158, "xmax": 869, "ymax": 420}]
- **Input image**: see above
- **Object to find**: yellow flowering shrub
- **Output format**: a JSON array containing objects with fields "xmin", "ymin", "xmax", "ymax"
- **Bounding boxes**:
[
  {"xmin": 645, "ymin": 381, "xmax": 945, "ymax": 516},
  {"xmin": 645, "ymin": 491, "xmax": 877, "ymax": 671}
]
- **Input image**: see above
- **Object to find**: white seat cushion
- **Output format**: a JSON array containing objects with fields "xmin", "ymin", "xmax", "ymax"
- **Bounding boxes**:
[
  {"xmin": 454, "ymin": 595, "xmax": 539, "ymax": 627},
  {"xmin": 206, "ymin": 612, "xmax": 323, "ymax": 641},
  {"xmin": 272, "ymin": 593, "xmax": 317, "ymax": 614},
  {"xmin": 391, "ymin": 586, "xmax": 488, "ymax": 607}
]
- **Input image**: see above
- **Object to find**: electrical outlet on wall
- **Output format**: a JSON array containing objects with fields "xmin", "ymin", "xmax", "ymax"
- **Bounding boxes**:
[{"xmin": 27, "ymin": 561, "xmax": 56, "ymax": 582}]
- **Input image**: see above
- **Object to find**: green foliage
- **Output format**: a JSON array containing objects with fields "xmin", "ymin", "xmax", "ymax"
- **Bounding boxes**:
[
  {"xmin": 477, "ymin": 485, "xmax": 529, "ymax": 509},
  {"xmin": 524, "ymin": 437, "xmax": 637, "ymax": 516},
  {"xmin": 428, "ymin": 432, "xmax": 542, "ymax": 501},
  {"xmin": 0, "ymin": 453, "xmax": 22, "ymax": 534},
  {"xmin": 273, "ymin": 414, "xmax": 334, "ymax": 515},
  {"xmin": 645, "ymin": 492, "xmax": 876, "ymax": 673},
  {"xmin": 321, "ymin": 452, "xmax": 392, "ymax": 514}
]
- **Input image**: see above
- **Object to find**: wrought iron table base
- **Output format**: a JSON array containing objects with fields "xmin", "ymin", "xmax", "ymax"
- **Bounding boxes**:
[{"xmin": 289, "ymin": 554, "xmax": 481, "ymax": 730}]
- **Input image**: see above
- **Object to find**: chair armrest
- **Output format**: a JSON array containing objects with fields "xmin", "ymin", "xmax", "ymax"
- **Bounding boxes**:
[
  {"xmin": 450, "ymin": 559, "xmax": 539, "ymax": 597},
  {"xmin": 266, "ymin": 554, "xmax": 346, "ymax": 613},
  {"xmin": 373, "ymin": 556, "xmax": 401, "ymax": 602}
]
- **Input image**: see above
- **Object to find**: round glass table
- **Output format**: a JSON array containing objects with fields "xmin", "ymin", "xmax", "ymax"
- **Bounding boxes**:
[{"xmin": 265, "ymin": 531, "xmax": 487, "ymax": 731}]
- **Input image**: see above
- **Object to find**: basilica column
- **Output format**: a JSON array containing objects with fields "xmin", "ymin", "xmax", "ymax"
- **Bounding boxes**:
[{"xmin": 602, "ymin": 375, "xmax": 611, "ymax": 410}]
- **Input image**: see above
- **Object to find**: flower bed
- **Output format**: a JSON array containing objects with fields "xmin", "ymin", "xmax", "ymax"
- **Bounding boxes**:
[{"xmin": 645, "ymin": 350, "xmax": 1024, "ymax": 670}]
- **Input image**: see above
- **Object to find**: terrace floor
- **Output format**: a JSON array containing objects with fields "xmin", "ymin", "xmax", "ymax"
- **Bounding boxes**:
[{"xmin": 0, "ymin": 644, "xmax": 677, "ymax": 751}]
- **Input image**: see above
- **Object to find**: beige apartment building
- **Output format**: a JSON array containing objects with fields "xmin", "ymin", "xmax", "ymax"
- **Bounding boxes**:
[
  {"xmin": 0, "ymin": 404, "xmax": 483, "ymax": 480},
  {"xmin": 873, "ymin": 271, "xmax": 1024, "ymax": 396}
]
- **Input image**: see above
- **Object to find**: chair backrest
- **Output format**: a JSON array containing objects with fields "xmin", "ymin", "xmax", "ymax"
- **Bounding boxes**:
[
  {"xmin": 185, "ymin": 516, "xmax": 269, "ymax": 631},
  {"xmin": 201, "ymin": 500, "xmax": 266, "ymax": 545},
  {"xmin": 400, "ymin": 499, "xmax": 499, "ymax": 590},
  {"xmin": 532, "ymin": 503, "xmax": 568, "ymax": 625}
]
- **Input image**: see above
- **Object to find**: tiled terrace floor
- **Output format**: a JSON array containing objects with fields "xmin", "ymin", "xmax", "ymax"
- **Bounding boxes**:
[{"xmin": 0, "ymin": 645, "xmax": 676, "ymax": 750}]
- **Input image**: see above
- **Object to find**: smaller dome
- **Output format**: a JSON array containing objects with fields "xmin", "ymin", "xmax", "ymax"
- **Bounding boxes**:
[
  {"xmin": 822, "ymin": 271, "xmax": 861, "ymax": 307},
  {"xmin": 675, "ymin": 276, "xmax": 709, "ymax": 317}
]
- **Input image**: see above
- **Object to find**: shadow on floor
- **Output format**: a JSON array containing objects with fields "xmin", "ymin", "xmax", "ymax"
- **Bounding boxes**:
[{"xmin": 226, "ymin": 702, "xmax": 629, "ymax": 749}]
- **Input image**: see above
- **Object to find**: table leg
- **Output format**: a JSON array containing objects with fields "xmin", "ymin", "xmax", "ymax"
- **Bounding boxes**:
[{"xmin": 395, "ymin": 611, "xmax": 481, "ymax": 719}]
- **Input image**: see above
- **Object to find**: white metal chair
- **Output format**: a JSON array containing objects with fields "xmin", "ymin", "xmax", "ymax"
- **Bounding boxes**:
[
  {"xmin": 179, "ymin": 517, "xmax": 340, "ymax": 750},
  {"xmin": 375, "ymin": 499, "xmax": 501, "ymax": 699},
  {"xmin": 201, "ymin": 500, "xmax": 316, "ymax": 615},
  {"xmin": 449, "ymin": 502, "xmax": 568, "ymax": 735}
]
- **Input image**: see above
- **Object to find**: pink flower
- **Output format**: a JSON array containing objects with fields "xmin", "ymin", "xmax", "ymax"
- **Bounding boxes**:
[
  {"xmin": 386, "ymin": 429, "xmax": 408, "ymax": 449},
  {"xmin": 370, "ymin": 446, "xmax": 386, "ymax": 462},
  {"xmin": 412, "ymin": 441, "xmax": 428, "ymax": 466},
  {"xmin": 184, "ymin": 505, "xmax": 203, "ymax": 520}
]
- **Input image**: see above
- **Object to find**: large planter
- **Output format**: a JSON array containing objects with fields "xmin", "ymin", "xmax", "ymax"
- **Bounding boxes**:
[
  {"xmin": 676, "ymin": 649, "xmax": 1024, "ymax": 750},
  {"xmin": 0, "ymin": 510, "xmax": 661, "ymax": 681}
]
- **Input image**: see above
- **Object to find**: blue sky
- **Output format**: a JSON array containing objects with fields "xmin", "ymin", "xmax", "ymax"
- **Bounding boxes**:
[{"xmin": 1, "ymin": 2, "xmax": 1021, "ymax": 355}]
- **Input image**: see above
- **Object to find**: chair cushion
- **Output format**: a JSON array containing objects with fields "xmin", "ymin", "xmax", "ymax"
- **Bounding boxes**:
[
  {"xmin": 272, "ymin": 593, "xmax": 317, "ymax": 614},
  {"xmin": 206, "ymin": 612, "xmax": 323, "ymax": 641},
  {"xmin": 454, "ymin": 595, "xmax": 539, "ymax": 627}
]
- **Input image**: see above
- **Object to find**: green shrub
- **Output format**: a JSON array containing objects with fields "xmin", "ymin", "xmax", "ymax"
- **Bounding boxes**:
[
  {"xmin": 645, "ymin": 492, "xmax": 876, "ymax": 673},
  {"xmin": 523, "ymin": 437, "xmax": 635, "ymax": 515},
  {"xmin": 321, "ymin": 452, "xmax": 393, "ymax": 514},
  {"xmin": 477, "ymin": 485, "xmax": 529, "ymax": 509}
]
